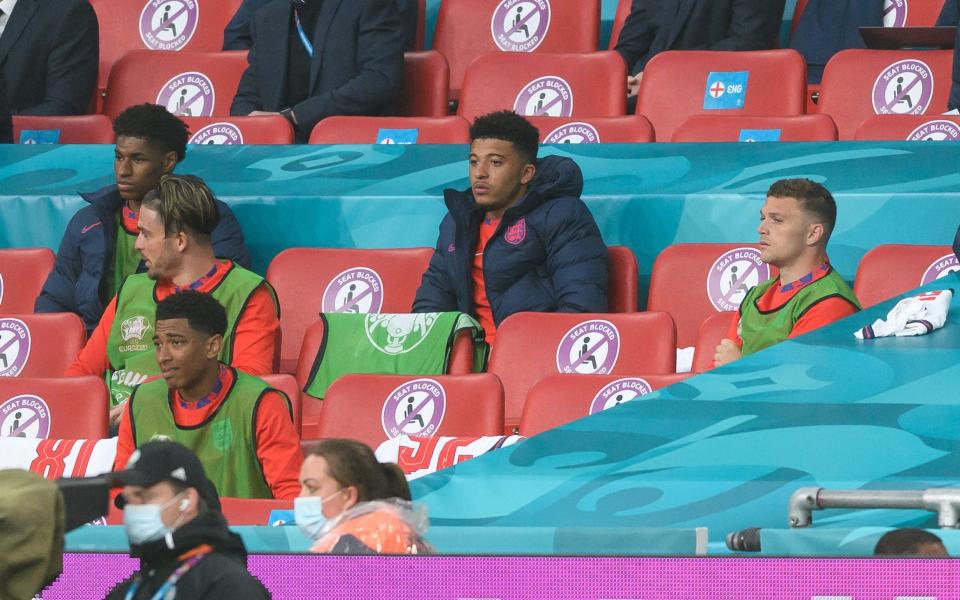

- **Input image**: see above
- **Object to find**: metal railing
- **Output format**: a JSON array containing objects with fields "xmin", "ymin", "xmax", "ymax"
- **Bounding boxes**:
[{"xmin": 788, "ymin": 487, "xmax": 960, "ymax": 528}]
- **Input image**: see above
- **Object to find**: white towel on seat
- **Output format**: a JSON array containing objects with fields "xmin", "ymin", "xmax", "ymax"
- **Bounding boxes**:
[{"xmin": 854, "ymin": 289, "xmax": 953, "ymax": 339}]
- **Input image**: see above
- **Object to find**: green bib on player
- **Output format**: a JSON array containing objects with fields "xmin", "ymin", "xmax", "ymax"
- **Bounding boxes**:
[
  {"xmin": 105, "ymin": 263, "xmax": 273, "ymax": 407},
  {"xmin": 129, "ymin": 367, "xmax": 286, "ymax": 499},
  {"xmin": 738, "ymin": 267, "xmax": 860, "ymax": 356},
  {"xmin": 111, "ymin": 218, "xmax": 142, "ymax": 296}
]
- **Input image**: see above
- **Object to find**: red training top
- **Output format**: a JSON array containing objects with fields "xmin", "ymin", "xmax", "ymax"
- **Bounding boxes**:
[{"xmin": 472, "ymin": 217, "xmax": 500, "ymax": 345}]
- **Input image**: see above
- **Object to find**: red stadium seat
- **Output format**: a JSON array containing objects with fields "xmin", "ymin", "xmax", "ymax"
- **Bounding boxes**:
[
  {"xmin": 647, "ymin": 243, "xmax": 776, "ymax": 348},
  {"xmin": 637, "ymin": 50, "xmax": 807, "ymax": 142},
  {"xmin": 313, "ymin": 373, "xmax": 504, "ymax": 447},
  {"xmin": 308, "ymin": 117, "xmax": 470, "ymax": 144},
  {"xmin": 0, "ymin": 313, "xmax": 87, "ymax": 377},
  {"xmin": 102, "ymin": 50, "xmax": 248, "ymax": 121},
  {"xmin": 854, "ymin": 244, "xmax": 957, "ymax": 308},
  {"xmin": 854, "ymin": 114, "xmax": 960, "ymax": 141},
  {"xmin": 519, "ymin": 373, "xmax": 692, "ymax": 436},
  {"xmin": 672, "ymin": 114, "xmax": 839, "ymax": 142},
  {"xmin": 220, "ymin": 498, "xmax": 293, "ymax": 525},
  {"xmin": 490, "ymin": 312, "xmax": 676, "ymax": 432},
  {"xmin": 884, "ymin": 0, "xmax": 946, "ymax": 27},
  {"xmin": 181, "ymin": 116, "xmax": 294, "ymax": 144},
  {"xmin": 607, "ymin": 246, "xmax": 639, "ymax": 312},
  {"xmin": 608, "ymin": 0, "xmax": 632, "ymax": 50},
  {"xmin": 434, "ymin": 0, "xmax": 601, "ymax": 98},
  {"xmin": 266, "ymin": 248, "xmax": 434, "ymax": 373},
  {"xmin": 458, "ymin": 51, "xmax": 626, "ymax": 122},
  {"xmin": 691, "ymin": 311, "xmax": 736, "ymax": 373},
  {"xmin": 13, "ymin": 116, "xmax": 115, "ymax": 144},
  {"xmin": 401, "ymin": 51, "xmax": 450, "ymax": 117},
  {"xmin": 0, "ymin": 376, "xmax": 107, "ymax": 438},
  {"xmin": 0, "ymin": 249, "xmax": 55, "ymax": 314},
  {"xmin": 414, "ymin": 0, "xmax": 426, "ymax": 50},
  {"xmin": 259, "ymin": 374, "xmax": 302, "ymax": 436},
  {"xmin": 528, "ymin": 115, "xmax": 655, "ymax": 143},
  {"xmin": 818, "ymin": 49, "xmax": 953, "ymax": 140}
]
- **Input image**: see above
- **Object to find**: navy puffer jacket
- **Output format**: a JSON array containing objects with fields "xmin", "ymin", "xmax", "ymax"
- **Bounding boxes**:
[{"xmin": 413, "ymin": 155, "xmax": 608, "ymax": 324}]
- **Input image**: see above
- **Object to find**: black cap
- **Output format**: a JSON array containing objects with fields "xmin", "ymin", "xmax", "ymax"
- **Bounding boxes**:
[{"xmin": 112, "ymin": 440, "xmax": 221, "ymax": 511}]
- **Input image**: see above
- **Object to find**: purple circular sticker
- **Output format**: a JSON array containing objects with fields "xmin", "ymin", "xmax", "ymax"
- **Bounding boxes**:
[
  {"xmin": 189, "ymin": 122, "xmax": 244, "ymax": 145},
  {"xmin": 156, "ymin": 71, "xmax": 216, "ymax": 117},
  {"xmin": 872, "ymin": 59, "xmax": 933, "ymax": 115},
  {"xmin": 544, "ymin": 122, "xmax": 600, "ymax": 144},
  {"xmin": 0, "ymin": 273, "xmax": 4, "ymax": 307},
  {"xmin": 907, "ymin": 120, "xmax": 960, "ymax": 141},
  {"xmin": 381, "ymin": 378, "xmax": 446, "ymax": 438},
  {"xmin": 513, "ymin": 76, "xmax": 573, "ymax": 117},
  {"xmin": 139, "ymin": 0, "xmax": 199, "ymax": 51},
  {"xmin": 322, "ymin": 267, "xmax": 385, "ymax": 313},
  {"xmin": 921, "ymin": 253, "xmax": 960, "ymax": 284},
  {"xmin": 883, "ymin": 0, "xmax": 908, "ymax": 27},
  {"xmin": 588, "ymin": 377, "xmax": 653, "ymax": 415},
  {"xmin": 0, "ymin": 318, "xmax": 30, "ymax": 377},
  {"xmin": 706, "ymin": 247, "xmax": 771, "ymax": 312},
  {"xmin": 490, "ymin": 0, "xmax": 551, "ymax": 52},
  {"xmin": 555, "ymin": 320, "xmax": 620, "ymax": 374},
  {"xmin": 0, "ymin": 394, "xmax": 50, "ymax": 438}
]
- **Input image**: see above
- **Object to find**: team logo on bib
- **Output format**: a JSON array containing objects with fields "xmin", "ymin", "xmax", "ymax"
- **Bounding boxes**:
[
  {"xmin": 189, "ymin": 122, "xmax": 244, "ymax": 145},
  {"xmin": 872, "ymin": 60, "xmax": 933, "ymax": 115},
  {"xmin": 139, "ymin": 0, "xmax": 199, "ymax": 51},
  {"xmin": 381, "ymin": 378, "xmax": 446, "ymax": 438},
  {"xmin": 365, "ymin": 313, "xmax": 438, "ymax": 355},
  {"xmin": 544, "ymin": 122, "xmax": 599, "ymax": 144},
  {"xmin": 555, "ymin": 319, "xmax": 620, "ymax": 374},
  {"xmin": 121, "ymin": 316, "xmax": 150, "ymax": 342},
  {"xmin": 588, "ymin": 377, "xmax": 653, "ymax": 415},
  {"xmin": 883, "ymin": 0, "xmax": 907, "ymax": 27},
  {"xmin": 513, "ymin": 76, "xmax": 573, "ymax": 117},
  {"xmin": 906, "ymin": 120, "xmax": 960, "ymax": 141},
  {"xmin": 322, "ymin": 267, "xmax": 384, "ymax": 313},
  {"xmin": 0, "ymin": 318, "xmax": 30, "ymax": 377},
  {"xmin": 156, "ymin": 71, "xmax": 216, "ymax": 117},
  {"xmin": 504, "ymin": 218, "xmax": 527, "ymax": 245},
  {"xmin": 707, "ymin": 247, "xmax": 770, "ymax": 312},
  {"xmin": 921, "ymin": 253, "xmax": 960, "ymax": 284},
  {"xmin": 0, "ymin": 395, "xmax": 51, "ymax": 438},
  {"xmin": 491, "ymin": 0, "xmax": 550, "ymax": 52}
]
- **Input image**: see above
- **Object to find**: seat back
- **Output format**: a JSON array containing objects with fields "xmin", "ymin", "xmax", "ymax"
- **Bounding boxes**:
[
  {"xmin": 529, "ymin": 115, "xmax": 655, "ymax": 143},
  {"xmin": 458, "ymin": 51, "xmax": 626, "ymax": 122},
  {"xmin": 13, "ymin": 116, "xmax": 115, "ymax": 144},
  {"xmin": 854, "ymin": 244, "xmax": 957, "ymax": 308},
  {"xmin": 691, "ymin": 311, "xmax": 736, "ymax": 373},
  {"xmin": 818, "ymin": 49, "xmax": 953, "ymax": 140},
  {"xmin": 313, "ymin": 373, "xmax": 504, "ymax": 447},
  {"xmin": 259, "ymin": 374, "xmax": 302, "ymax": 435},
  {"xmin": 607, "ymin": 0, "xmax": 632, "ymax": 50},
  {"xmin": 0, "ymin": 314, "xmax": 87, "ymax": 377},
  {"xmin": 434, "ymin": 0, "xmax": 601, "ymax": 97},
  {"xmin": 648, "ymin": 243, "xmax": 775, "ymax": 348},
  {"xmin": 102, "ymin": 50, "xmax": 248, "ymax": 120},
  {"xmin": 309, "ymin": 116, "xmax": 470, "ymax": 144},
  {"xmin": 637, "ymin": 49, "xmax": 808, "ymax": 141},
  {"xmin": 854, "ymin": 114, "xmax": 960, "ymax": 141},
  {"xmin": 883, "ymin": 0, "xmax": 946, "ymax": 27},
  {"xmin": 266, "ymin": 247, "xmax": 435, "ymax": 373},
  {"xmin": 0, "ymin": 376, "xmax": 108, "ymax": 438},
  {"xmin": 401, "ymin": 51, "xmax": 450, "ymax": 117},
  {"xmin": 490, "ymin": 312, "xmax": 676, "ymax": 431},
  {"xmin": 607, "ymin": 246, "xmax": 638, "ymax": 312},
  {"xmin": 182, "ymin": 115, "xmax": 295, "ymax": 144},
  {"xmin": 519, "ymin": 373, "xmax": 691, "ymax": 436},
  {"xmin": 220, "ymin": 497, "xmax": 293, "ymax": 526},
  {"xmin": 0, "ymin": 249, "xmax": 55, "ymax": 314},
  {"xmin": 672, "ymin": 114, "xmax": 839, "ymax": 142}
]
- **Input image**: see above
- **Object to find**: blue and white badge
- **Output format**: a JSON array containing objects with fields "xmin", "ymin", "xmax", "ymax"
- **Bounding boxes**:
[
  {"xmin": 18, "ymin": 129, "xmax": 61, "ymax": 144},
  {"xmin": 376, "ymin": 128, "xmax": 419, "ymax": 145},
  {"xmin": 738, "ymin": 128, "xmax": 781, "ymax": 142},
  {"xmin": 703, "ymin": 71, "xmax": 749, "ymax": 110}
]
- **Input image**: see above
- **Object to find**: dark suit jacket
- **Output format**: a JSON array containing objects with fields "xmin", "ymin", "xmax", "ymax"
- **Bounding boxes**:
[
  {"xmin": 789, "ymin": 0, "xmax": 881, "ymax": 84},
  {"xmin": 614, "ymin": 0, "xmax": 786, "ymax": 75},
  {"xmin": 0, "ymin": 0, "xmax": 98, "ymax": 115},
  {"xmin": 230, "ymin": 0, "xmax": 404, "ymax": 141},
  {"xmin": 938, "ymin": 0, "xmax": 960, "ymax": 109}
]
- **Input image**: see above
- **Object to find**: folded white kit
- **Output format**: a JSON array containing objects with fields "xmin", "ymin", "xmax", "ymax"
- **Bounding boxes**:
[{"xmin": 854, "ymin": 289, "xmax": 953, "ymax": 340}]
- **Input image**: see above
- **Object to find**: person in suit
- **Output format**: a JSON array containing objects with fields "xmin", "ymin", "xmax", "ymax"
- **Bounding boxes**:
[
  {"xmin": 0, "ymin": 0, "xmax": 98, "ymax": 115},
  {"xmin": 0, "ymin": 73, "xmax": 11, "ymax": 143},
  {"xmin": 229, "ymin": 0, "xmax": 405, "ymax": 143},
  {"xmin": 937, "ymin": 0, "xmax": 960, "ymax": 110},
  {"xmin": 614, "ymin": 0, "xmax": 785, "ymax": 99},
  {"xmin": 789, "ymin": 0, "xmax": 882, "ymax": 84}
]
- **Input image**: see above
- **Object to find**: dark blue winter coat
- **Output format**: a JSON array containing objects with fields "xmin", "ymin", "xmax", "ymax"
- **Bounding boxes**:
[
  {"xmin": 413, "ymin": 155, "xmax": 608, "ymax": 325},
  {"xmin": 34, "ymin": 185, "xmax": 251, "ymax": 331}
]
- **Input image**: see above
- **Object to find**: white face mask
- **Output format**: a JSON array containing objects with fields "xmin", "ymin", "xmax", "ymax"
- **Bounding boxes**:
[
  {"xmin": 123, "ymin": 492, "xmax": 187, "ymax": 545},
  {"xmin": 294, "ymin": 489, "xmax": 343, "ymax": 540}
]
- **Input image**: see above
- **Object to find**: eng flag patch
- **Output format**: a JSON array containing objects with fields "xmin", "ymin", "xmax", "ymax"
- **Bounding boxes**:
[{"xmin": 703, "ymin": 71, "xmax": 749, "ymax": 110}]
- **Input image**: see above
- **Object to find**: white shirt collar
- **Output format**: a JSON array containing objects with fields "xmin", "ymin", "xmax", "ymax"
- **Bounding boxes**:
[{"xmin": 0, "ymin": 0, "xmax": 18, "ymax": 17}]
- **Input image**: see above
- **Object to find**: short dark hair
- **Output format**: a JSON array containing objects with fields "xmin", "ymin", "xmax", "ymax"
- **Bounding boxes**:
[
  {"xmin": 306, "ymin": 439, "xmax": 411, "ymax": 502},
  {"xmin": 141, "ymin": 174, "xmax": 220, "ymax": 239},
  {"xmin": 767, "ymin": 178, "xmax": 837, "ymax": 241},
  {"xmin": 156, "ymin": 290, "xmax": 227, "ymax": 338},
  {"xmin": 114, "ymin": 103, "xmax": 189, "ymax": 162},
  {"xmin": 469, "ymin": 110, "xmax": 539, "ymax": 164},
  {"xmin": 874, "ymin": 528, "xmax": 948, "ymax": 556}
]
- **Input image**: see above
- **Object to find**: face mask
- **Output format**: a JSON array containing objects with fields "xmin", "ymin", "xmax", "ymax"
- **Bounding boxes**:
[
  {"xmin": 294, "ymin": 489, "xmax": 342, "ymax": 540},
  {"xmin": 123, "ymin": 492, "xmax": 186, "ymax": 545}
]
